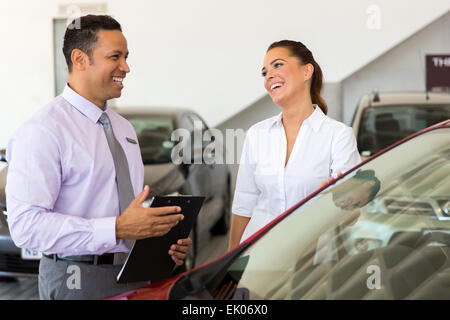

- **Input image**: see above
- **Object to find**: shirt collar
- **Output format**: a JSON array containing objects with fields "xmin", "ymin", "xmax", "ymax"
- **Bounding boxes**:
[
  {"xmin": 271, "ymin": 104, "xmax": 325, "ymax": 133},
  {"xmin": 272, "ymin": 112, "xmax": 283, "ymax": 127},
  {"xmin": 306, "ymin": 105, "xmax": 326, "ymax": 133},
  {"xmin": 61, "ymin": 84, "xmax": 108, "ymax": 123}
]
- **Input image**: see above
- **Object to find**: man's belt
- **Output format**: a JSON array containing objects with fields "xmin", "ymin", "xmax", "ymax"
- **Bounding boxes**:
[{"xmin": 43, "ymin": 253, "xmax": 127, "ymax": 265}]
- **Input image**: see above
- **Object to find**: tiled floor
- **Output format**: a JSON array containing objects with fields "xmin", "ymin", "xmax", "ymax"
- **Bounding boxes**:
[{"xmin": 0, "ymin": 231, "xmax": 229, "ymax": 300}]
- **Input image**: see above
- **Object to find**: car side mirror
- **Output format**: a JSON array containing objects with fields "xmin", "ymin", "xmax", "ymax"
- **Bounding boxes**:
[{"xmin": 0, "ymin": 149, "xmax": 6, "ymax": 162}]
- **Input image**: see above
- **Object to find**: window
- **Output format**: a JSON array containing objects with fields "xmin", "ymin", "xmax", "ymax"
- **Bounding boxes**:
[
  {"xmin": 206, "ymin": 127, "xmax": 450, "ymax": 299},
  {"xmin": 357, "ymin": 104, "xmax": 450, "ymax": 156},
  {"xmin": 53, "ymin": 19, "xmax": 69, "ymax": 96},
  {"xmin": 128, "ymin": 117, "xmax": 175, "ymax": 164}
]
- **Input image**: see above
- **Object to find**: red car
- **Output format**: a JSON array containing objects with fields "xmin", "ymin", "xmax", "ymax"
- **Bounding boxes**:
[{"xmin": 108, "ymin": 119, "xmax": 450, "ymax": 300}]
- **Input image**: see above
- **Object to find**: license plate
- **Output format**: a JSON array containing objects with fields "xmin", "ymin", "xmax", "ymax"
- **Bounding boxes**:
[{"xmin": 21, "ymin": 248, "xmax": 42, "ymax": 260}]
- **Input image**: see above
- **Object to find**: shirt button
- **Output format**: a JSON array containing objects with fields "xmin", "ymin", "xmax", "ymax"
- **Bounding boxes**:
[{"xmin": 104, "ymin": 245, "xmax": 108, "ymax": 248}]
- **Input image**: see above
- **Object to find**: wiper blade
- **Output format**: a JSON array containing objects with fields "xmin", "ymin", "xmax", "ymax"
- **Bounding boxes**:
[{"xmin": 169, "ymin": 243, "xmax": 251, "ymax": 299}]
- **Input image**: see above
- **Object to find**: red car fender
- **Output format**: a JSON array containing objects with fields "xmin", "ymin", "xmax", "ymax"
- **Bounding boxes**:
[{"xmin": 105, "ymin": 273, "xmax": 184, "ymax": 300}]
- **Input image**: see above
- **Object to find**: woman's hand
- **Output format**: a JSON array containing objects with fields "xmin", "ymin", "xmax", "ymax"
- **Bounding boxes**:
[{"xmin": 320, "ymin": 171, "xmax": 343, "ymax": 188}]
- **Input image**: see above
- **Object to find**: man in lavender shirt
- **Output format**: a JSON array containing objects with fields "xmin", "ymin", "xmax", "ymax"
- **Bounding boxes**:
[{"xmin": 5, "ymin": 15, "xmax": 191, "ymax": 299}]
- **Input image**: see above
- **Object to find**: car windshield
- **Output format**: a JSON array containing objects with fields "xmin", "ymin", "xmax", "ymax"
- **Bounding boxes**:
[
  {"xmin": 128, "ymin": 117, "xmax": 175, "ymax": 164},
  {"xmin": 357, "ymin": 104, "xmax": 450, "ymax": 156},
  {"xmin": 215, "ymin": 127, "xmax": 450, "ymax": 299}
]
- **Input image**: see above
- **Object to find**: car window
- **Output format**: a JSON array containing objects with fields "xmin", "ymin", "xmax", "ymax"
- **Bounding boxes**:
[
  {"xmin": 357, "ymin": 104, "xmax": 450, "ymax": 156},
  {"xmin": 0, "ymin": 149, "xmax": 6, "ymax": 162},
  {"xmin": 128, "ymin": 117, "xmax": 175, "ymax": 164},
  {"xmin": 212, "ymin": 127, "xmax": 450, "ymax": 300}
]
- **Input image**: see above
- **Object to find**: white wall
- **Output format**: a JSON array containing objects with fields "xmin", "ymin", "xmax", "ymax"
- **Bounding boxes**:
[
  {"xmin": 1, "ymin": 0, "xmax": 449, "ymax": 147},
  {"xmin": 218, "ymin": 11, "xmax": 450, "ymax": 192}
]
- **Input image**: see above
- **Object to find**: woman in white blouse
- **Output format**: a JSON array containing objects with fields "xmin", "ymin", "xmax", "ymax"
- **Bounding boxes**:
[{"xmin": 228, "ymin": 40, "xmax": 361, "ymax": 250}]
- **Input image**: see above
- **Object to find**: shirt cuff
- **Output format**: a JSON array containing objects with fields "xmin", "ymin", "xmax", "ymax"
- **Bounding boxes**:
[
  {"xmin": 232, "ymin": 190, "xmax": 258, "ymax": 218},
  {"xmin": 232, "ymin": 203, "xmax": 253, "ymax": 218},
  {"xmin": 91, "ymin": 216, "xmax": 118, "ymax": 253}
]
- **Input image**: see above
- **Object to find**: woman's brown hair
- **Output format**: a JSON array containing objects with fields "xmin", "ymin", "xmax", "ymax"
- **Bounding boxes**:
[{"xmin": 268, "ymin": 40, "xmax": 328, "ymax": 115}]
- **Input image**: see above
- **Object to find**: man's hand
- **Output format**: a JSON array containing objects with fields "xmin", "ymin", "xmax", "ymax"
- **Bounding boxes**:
[
  {"xmin": 115, "ymin": 185, "xmax": 184, "ymax": 240},
  {"xmin": 169, "ymin": 237, "xmax": 192, "ymax": 266}
]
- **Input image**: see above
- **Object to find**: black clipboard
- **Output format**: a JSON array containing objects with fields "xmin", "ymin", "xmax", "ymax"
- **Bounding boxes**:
[{"xmin": 116, "ymin": 195, "xmax": 205, "ymax": 284}]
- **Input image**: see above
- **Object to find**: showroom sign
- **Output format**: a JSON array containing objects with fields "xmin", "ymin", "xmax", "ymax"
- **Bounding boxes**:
[{"xmin": 426, "ymin": 54, "xmax": 450, "ymax": 92}]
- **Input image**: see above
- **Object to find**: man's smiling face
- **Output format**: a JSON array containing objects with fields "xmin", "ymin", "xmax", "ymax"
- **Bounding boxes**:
[{"xmin": 84, "ymin": 29, "xmax": 130, "ymax": 106}]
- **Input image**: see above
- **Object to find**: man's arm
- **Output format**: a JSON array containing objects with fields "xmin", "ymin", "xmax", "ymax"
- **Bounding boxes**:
[
  {"xmin": 6, "ymin": 123, "xmax": 118, "ymax": 255},
  {"xmin": 7, "ymin": 123, "xmax": 185, "ymax": 256}
]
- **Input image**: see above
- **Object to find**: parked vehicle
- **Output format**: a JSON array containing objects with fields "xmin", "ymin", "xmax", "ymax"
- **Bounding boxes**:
[
  {"xmin": 1, "ymin": 157, "xmax": 40, "ymax": 277},
  {"xmin": 109, "ymin": 119, "xmax": 450, "ymax": 300},
  {"xmin": 0, "ymin": 107, "xmax": 231, "ymax": 278},
  {"xmin": 351, "ymin": 91, "xmax": 450, "ymax": 159}
]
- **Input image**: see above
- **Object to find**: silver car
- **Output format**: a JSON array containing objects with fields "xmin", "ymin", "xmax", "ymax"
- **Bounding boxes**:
[{"xmin": 351, "ymin": 91, "xmax": 450, "ymax": 160}]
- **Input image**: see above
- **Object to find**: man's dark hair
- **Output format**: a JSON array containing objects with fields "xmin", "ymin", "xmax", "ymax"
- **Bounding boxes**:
[{"xmin": 63, "ymin": 15, "xmax": 122, "ymax": 72}]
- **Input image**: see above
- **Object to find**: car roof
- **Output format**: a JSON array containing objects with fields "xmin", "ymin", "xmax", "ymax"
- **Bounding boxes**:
[
  {"xmin": 359, "ymin": 91, "xmax": 450, "ymax": 109},
  {"xmin": 111, "ymin": 106, "xmax": 195, "ymax": 117}
]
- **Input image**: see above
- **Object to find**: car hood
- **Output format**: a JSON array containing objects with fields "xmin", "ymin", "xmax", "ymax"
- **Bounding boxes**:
[{"xmin": 143, "ymin": 163, "xmax": 185, "ymax": 197}]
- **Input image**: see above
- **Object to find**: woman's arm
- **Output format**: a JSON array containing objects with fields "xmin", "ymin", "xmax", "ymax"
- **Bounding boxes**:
[
  {"xmin": 228, "ymin": 131, "xmax": 259, "ymax": 251},
  {"xmin": 330, "ymin": 126, "xmax": 361, "ymax": 177},
  {"xmin": 228, "ymin": 214, "xmax": 250, "ymax": 251}
]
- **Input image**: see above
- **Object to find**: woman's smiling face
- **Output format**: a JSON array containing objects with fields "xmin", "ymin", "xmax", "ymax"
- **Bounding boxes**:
[{"xmin": 262, "ymin": 47, "xmax": 312, "ymax": 106}]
